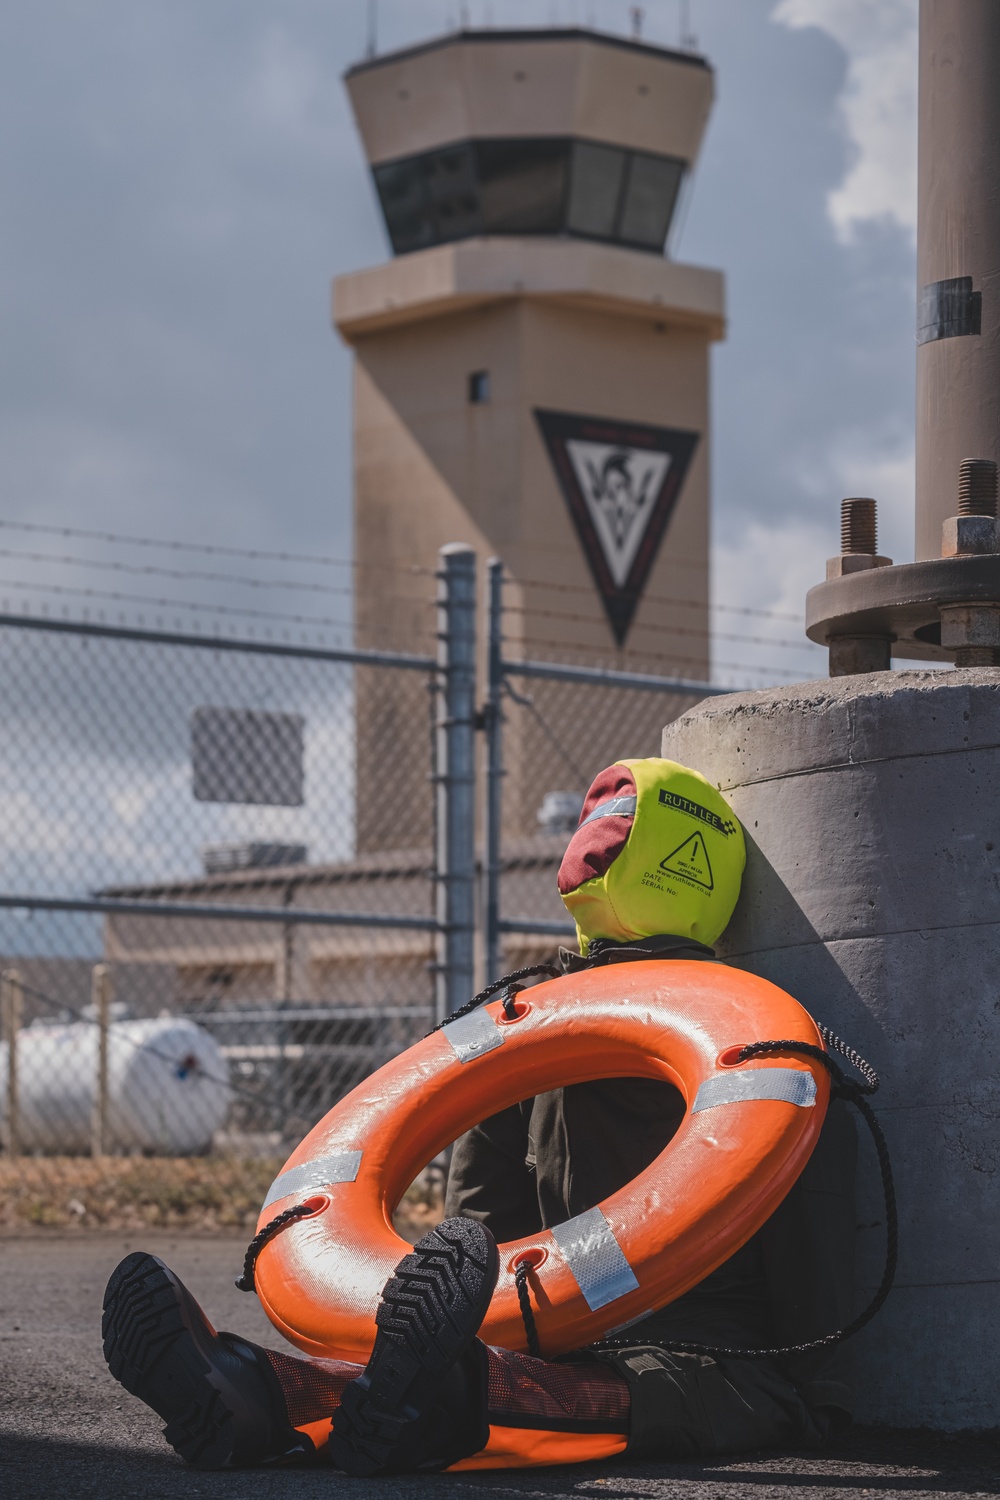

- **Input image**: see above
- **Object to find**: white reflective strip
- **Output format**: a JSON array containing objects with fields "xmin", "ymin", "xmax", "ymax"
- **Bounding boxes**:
[
  {"xmin": 581, "ymin": 795, "xmax": 637, "ymax": 826},
  {"xmin": 263, "ymin": 1150, "xmax": 363, "ymax": 1210},
  {"xmin": 443, "ymin": 1006, "xmax": 504, "ymax": 1064},
  {"xmin": 551, "ymin": 1207, "xmax": 640, "ymax": 1312},
  {"xmin": 692, "ymin": 1068, "xmax": 817, "ymax": 1113}
]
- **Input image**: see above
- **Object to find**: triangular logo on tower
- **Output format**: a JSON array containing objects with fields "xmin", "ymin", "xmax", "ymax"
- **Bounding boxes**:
[
  {"xmin": 534, "ymin": 408, "xmax": 699, "ymax": 645},
  {"xmin": 660, "ymin": 832, "xmax": 714, "ymax": 890}
]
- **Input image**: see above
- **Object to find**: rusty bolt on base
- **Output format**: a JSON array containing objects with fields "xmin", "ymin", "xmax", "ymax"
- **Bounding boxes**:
[
  {"xmin": 841, "ymin": 496, "xmax": 878, "ymax": 554},
  {"xmin": 827, "ymin": 499, "xmax": 892, "ymax": 582},
  {"xmin": 941, "ymin": 459, "xmax": 1000, "ymax": 666},
  {"xmin": 943, "ymin": 459, "xmax": 999, "ymax": 559},
  {"xmin": 957, "ymin": 458, "xmax": 998, "ymax": 517},
  {"xmin": 826, "ymin": 497, "xmax": 893, "ymax": 676}
]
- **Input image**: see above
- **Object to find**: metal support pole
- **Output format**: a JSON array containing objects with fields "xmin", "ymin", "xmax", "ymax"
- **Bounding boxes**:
[
  {"xmin": 435, "ymin": 544, "xmax": 477, "ymax": 1024},
  {"xmin": 484, "ymin": 558, "xmax": 505, "ymax": 984},
  {"xmin": 916, "ymin": 0, "xmax": 1000, "ymax": 560},
  {"xmin": 91, "ymin": 963, "xmax": 111, "ymax": 1158},
  {"xmin": 2, "ymin": 970, "xmax": 23, "ymax": 1157}
]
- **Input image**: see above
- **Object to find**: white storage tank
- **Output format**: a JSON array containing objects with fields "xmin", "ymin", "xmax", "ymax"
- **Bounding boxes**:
[{"xmin": 0, "ymin": 1016, "xmax": 231, "ymax": 1155}]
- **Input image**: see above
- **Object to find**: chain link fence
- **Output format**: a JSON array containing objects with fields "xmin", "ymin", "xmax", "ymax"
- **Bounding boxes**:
[
  {"xmin": 483, "ymin": 560, "xmax": 726, "ymax": 978},
  {"xmin": 0, "ymin": 550, "xmax": 739, "ymax": 1166},
  {"xmin": 0, "ymin": 617, "xmax": 438, "ymax": 1160},
  {"xmin": 488, "ymin": 671, "xmax": 711, "ymax": 968}
]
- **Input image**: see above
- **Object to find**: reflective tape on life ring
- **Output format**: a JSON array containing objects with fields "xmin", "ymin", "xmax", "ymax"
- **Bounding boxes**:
[
  {"xmin": 551, "ymin": 1208, "xmax": 640, "ymax": 1312},
  {"xmin": 692, "ymin": 1067, "xmax": 817, "ymax": 1112},
  {"xmin": 263, "ymin": 1150, "xmax": 362, "ymax": 1210},
  {"xmin": 443, "ymin": 1007, "xmax": 505, "ymax": 1063},
  {"xmin": 252, "ymin": 960, "xmax": 830, "ymax": 1364}
]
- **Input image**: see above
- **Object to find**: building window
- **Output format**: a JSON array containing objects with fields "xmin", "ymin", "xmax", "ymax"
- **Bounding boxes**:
[
  {"xmin": 372, "ymin": 136, "xmax": 686, "ymax": 257},
  {"xmin": 468, "ymin": 370, "xmax": 491, "ymax": 404},
  {"xmin": 566, "ymin": 140, "xmax": 626, "ymax": 239}
]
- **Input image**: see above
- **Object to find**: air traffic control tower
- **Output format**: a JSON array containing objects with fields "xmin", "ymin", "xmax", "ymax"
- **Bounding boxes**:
[{"xmin": 335, "ymin": 27, "xmax": 723, "ymax": 845}]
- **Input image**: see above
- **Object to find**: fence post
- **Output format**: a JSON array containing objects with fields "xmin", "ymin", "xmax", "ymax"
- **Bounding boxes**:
[
  {"xmin": 2, "ymin": 970, "xmax": 23, "ymax": 1157},
  {"xmin": 484, "ymin": 558, "xmax": 505, "ymax": 984},
  {"xmin": 435, "ymin": 544, "xmax": 478, "ymax": 1024},
  {"xmin": 91, "ymin": 963, "xmax": 111, "ymax": 1158}
]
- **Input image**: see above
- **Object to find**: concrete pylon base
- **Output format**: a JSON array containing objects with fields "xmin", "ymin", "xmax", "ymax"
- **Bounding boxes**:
[{"xmin": 662, "ymin": 669, "xmax": 1000, "ymax": 1430}]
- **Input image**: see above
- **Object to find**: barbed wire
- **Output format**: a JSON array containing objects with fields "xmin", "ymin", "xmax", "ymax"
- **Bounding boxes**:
[
  {"xmin": 0, "ymin": 517, "xmax": 358, "ymax": 569},
  {"xmin": 0, "ymin": 577, "xmax": 359, "ymax": 635},
  {"xmin": 506, "ymin": 591, "xmax": 804, "ymax": 624},
  {"xmin": 503, "ymin": 605, "xmax": 815, "ymax": 653},
  {"xmin": 510, "ymin": 635, "xmax": 821, "ymax": 680},
  {"xmin": 512, "ymin": 573, "xmax": 804, "ymax": 621},
  {"xmin": 0, "ymin": 546, "xmax": 356, "ymax": 598}
]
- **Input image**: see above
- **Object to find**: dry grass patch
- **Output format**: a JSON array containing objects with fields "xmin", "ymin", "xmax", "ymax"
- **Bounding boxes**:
[{"xmin": 0, "ymin": 1156, "xmax": 443, "ymax": 1239}]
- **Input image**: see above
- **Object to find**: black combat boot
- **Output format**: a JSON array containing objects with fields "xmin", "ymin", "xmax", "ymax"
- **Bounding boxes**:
[
  {"xmin": 102, "ymin": 1251, "xmax": 313, "ymax": 1469},
  {"xmin": 330, "ymin": 1216, "xmax": 498, "ymax": 1475}
]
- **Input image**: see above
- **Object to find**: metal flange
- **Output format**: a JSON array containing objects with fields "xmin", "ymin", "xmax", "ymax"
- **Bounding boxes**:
[{"xmin": 805, "ymin": 554, "xmax": 1000, "ymax": 662}]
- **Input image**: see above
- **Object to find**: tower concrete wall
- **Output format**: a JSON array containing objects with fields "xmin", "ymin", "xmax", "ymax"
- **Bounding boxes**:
[
  {"xmin": 662, "ymin": 670, "xmax": 1000, "ymax": 1429},
  {"xmin": 343, "ymin": 243, "xmax": 719, "ymax": 850}
]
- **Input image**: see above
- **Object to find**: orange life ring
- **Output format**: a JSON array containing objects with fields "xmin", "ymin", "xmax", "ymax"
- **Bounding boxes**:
[{"xmin": 253, "ymin": 960, "xmax": 829, "ymax": 1363}]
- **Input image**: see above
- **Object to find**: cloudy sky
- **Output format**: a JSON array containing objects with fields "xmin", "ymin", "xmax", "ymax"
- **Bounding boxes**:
[{"xmin": 0, "ymin": 0, "xmax": 919, "ymax": 681}]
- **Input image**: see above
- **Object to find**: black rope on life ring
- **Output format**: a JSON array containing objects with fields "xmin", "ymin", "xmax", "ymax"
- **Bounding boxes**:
[{"xmin": 584, "ymin": 1027, "xmax": 897, "ymax": 1363}]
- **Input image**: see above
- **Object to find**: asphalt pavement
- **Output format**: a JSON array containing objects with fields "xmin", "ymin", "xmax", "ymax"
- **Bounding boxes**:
[{"xmin": 1, "ymin": 1235, "xmax": 997, "ymax": 1500}]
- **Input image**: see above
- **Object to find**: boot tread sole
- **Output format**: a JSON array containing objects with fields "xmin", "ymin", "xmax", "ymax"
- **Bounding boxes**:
[
  {"xmin": 102, "ymin": 1251, "xmax": 244, "ymax": 1469},
  {"xmin": 330, "ymin": 1218, "xmax": 497, "ymax": 1477}
]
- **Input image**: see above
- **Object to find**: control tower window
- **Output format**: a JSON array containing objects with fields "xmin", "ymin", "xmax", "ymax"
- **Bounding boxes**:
[
  {"xmin": 477, "ymin": 139, "xmax": 568, "ymax": 235},
  {"xmin": 566, "ymin": 141, "xmax": 626, "ymax": 239},
  {"xmin": 372, "ymin": 137, "xmax": 685, "ymax": 257},
  {"xmin": 618, "ymin": 152, "xmax": 684, "ymax": 249}
]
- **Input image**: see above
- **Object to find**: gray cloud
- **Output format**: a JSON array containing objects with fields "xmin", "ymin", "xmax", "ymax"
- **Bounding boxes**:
[{"xmin": 0, "ymin": 0, "xmax": 917, "ymax": 656}]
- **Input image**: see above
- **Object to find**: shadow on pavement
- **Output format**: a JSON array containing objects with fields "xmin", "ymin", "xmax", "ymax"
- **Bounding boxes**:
[{"xmin": 3, "ymin": 1428, "xmax": 999, "ymax": 1500}]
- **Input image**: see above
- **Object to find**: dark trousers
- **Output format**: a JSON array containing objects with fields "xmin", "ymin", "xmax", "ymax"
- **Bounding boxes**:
[{"xmin": 445, "ymin": 1079, "xmax": 858, "ymax": 1460}]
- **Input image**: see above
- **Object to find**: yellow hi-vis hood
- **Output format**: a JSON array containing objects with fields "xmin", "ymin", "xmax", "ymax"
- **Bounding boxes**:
[{"xmin": 557, "ymin": 758, "xmax": 746, "ymax": 955}]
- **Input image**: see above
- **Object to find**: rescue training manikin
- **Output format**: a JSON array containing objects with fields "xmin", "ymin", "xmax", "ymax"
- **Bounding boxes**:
[{"xmin": 102, "ymin": 758, "xmax": 873, "ymax": 1474}]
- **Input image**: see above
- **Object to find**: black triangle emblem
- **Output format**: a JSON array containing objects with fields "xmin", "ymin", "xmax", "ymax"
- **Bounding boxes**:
[
  {"xmin": 660, "ymin": 832, "xmax": 714, "ymax": 891},
  {"xmin": 534, "ymin": 408, "xmax": 699, "ymax": 646}
]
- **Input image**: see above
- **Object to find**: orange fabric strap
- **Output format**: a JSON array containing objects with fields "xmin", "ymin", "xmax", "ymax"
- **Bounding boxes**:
[
  {"xmin": 295, "ymin": 1416, "xmax": 626, "ymax": 1472},
  {"xmin": 449, "ymin": 1425, "xmax": 627, "ymax": 1471}
]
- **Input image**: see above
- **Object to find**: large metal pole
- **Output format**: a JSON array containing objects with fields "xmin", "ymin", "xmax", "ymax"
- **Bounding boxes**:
[
  {"xmin": 91, "ymin": 963, "xmax": 111, "ymax": 1158},
  {"xmin": 916, "ymin": 0, "xmax": 1000, "ymax": 560},
  {"xmin": 434, "ymin": 545, "xmax": 477, "ymax": 1023},
  {"xmin": 2, "ymin": 970, "xmax": 22, "ymax": 1157},
  {"xmin": 483, "ymin": 558, "xmax": 504, "ymax": 984}
]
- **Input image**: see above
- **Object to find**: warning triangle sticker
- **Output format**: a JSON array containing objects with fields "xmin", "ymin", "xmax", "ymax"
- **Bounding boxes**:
[
  {"xmin": 660, "ymin": 832, "xmax": 714, "ymax": 891},
  {"xmin": 534, "ymin": 408, "xmax": 699, "ymax": 645}
]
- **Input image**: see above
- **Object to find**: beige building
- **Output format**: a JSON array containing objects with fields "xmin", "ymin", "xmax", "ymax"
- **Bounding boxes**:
[
  {"xmin": 338, "ymin": 27, "xmax": 724, "ymax": 848},
  {"xmin": 100, "ymin": 841, "xmax": 568, "ymax": 1011}
]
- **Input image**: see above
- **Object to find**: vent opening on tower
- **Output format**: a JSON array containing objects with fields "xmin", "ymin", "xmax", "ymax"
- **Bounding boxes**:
[{"xmin": 468, "ymin": 371, "xmax": 491, "ymax": 404}]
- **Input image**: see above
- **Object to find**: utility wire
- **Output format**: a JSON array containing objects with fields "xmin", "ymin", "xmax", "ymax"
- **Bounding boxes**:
[
  {"xmin": 0, "ymin": 517, "xmax": 359, "ymax": 570},
  {"xmin": 0, "ymin": 546, "xmax": 356, "ymax": 598}
]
